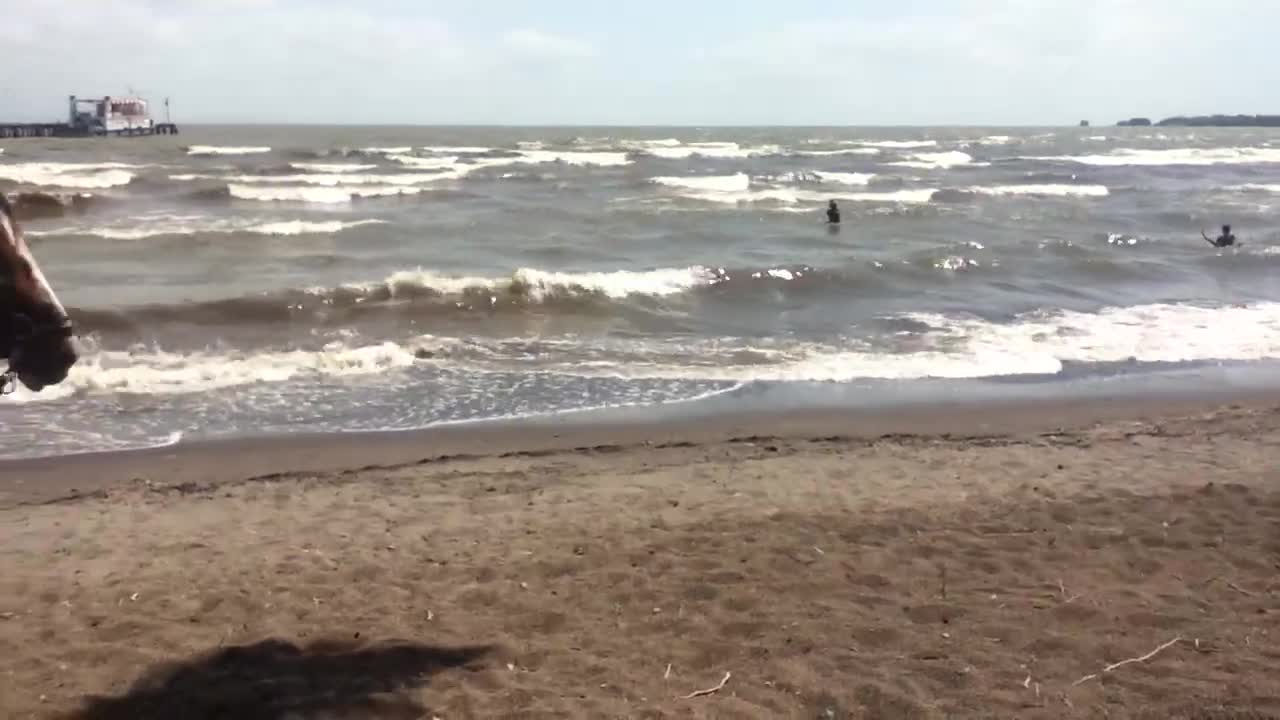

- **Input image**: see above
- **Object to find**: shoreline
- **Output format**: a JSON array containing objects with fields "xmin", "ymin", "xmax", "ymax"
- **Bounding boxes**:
[
  {"xmin": 3, "ymin": 385, "xmax": 1275, "ymax": 508},
  {"xmin": 2, "ymin": 391, "xmax": 1278, "ymax": 718}
]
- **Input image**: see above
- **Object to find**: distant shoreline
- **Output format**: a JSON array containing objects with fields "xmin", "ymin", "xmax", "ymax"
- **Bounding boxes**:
[{"xmin": 1117, "ymin": 114, "xmax": 1280, "ymax": 127}]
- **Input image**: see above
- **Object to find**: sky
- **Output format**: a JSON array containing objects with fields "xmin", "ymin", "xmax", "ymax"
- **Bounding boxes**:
[{"xmin": 1, "ymin": 0, "xmax": 1274, "ymax": 126}]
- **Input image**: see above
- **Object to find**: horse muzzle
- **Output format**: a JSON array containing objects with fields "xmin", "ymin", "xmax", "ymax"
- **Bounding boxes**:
[{"xmin": 10, "ymin": 331, "xmax": 78, "ymax": 392}]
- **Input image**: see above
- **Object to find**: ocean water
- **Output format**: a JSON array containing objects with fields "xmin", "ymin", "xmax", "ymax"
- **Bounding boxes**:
[{"xmin": 1, "ymin": 125, "xmax": 1279, "ymax": 459}]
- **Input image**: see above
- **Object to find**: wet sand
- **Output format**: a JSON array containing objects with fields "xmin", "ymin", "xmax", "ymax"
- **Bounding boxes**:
[{"xmin": 2, "ymin": 398, "xmax": 1279, "ymax": 719}]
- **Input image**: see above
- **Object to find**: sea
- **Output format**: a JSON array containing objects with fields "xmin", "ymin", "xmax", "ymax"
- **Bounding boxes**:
[{"xmin": 1, "ymin": 125, "xmax": 1279, "ymax": 460}]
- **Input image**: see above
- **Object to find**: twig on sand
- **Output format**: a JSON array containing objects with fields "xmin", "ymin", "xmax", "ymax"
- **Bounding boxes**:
[
  {"xmin": 1072, "ymin": 637, "xmax": 1182, "ymax": 687},
  {"xmin": 1226, "ymin": 581, "xmax": 1256, "ymax": 597},
  {"xmin": 681, "ymin": 671, "xmax": 731, "ymax": 699},
  {"xmin": 664, "ymin": 663, "xmax": 672, "ymax": 680}
]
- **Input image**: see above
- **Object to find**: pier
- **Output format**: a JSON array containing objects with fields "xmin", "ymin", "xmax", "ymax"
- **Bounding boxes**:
[
  {"xmin": 0, "ymin": 122, "xmax": 178, "ymax": 139},
  {"xmin": 0, "ymin": 95, "xmax": 178, "ymax": 139}
]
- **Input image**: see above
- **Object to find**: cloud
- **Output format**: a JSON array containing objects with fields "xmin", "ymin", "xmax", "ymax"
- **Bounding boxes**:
[
  {"xmin": 501, "ymin": 28, "xmax": 597, "ymax": 60},
  {"xmin": 0, "ymin": 0, "xmax": 1274, "ymax": 124}
]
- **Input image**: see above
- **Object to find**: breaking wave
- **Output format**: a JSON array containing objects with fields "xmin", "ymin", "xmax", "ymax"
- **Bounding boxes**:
[
  {"xmin": 888, "ymin": 151, "xmax": 978, "ymax": 170},
  {"xmin": 186, "ymin": 145, "xmax": 271, "ymax": 156},
  {"xmin": 227, "ymin": 182, "xmax": 450, "ymax": 203},
  {"xmin": 32, "ymin": 300, "xmax": 1280, "ymax": 402},
  {"xmin": 0, "ymin": 162, "xmax": 139, "ymax": 189},
  {"xmin": 29, "ymin": 216, "xmax": 385, "ymax": 240},
  {"xmin": 290, "ymin": 162, "xmax": 379, "ymax": 173},
  {"xmin": 1031, "ymin": 147, "xmax": 1280, "ymax": 166}
]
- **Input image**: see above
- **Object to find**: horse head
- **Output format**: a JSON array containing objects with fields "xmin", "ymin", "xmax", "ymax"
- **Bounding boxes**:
[{"xmin": 0, "ymin": 194, "xmax": 78, "ymax": 392}]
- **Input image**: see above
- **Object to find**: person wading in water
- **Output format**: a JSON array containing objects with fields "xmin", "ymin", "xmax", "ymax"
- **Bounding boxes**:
[{"xmin": 1202, "ymin": 224, "xmax": 1237, "ymax": 248}]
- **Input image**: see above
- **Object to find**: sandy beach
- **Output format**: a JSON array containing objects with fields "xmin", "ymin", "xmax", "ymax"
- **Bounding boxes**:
[{"xmin": 2, "ymin": 398, "xmax": 1279, "ymax": 719}]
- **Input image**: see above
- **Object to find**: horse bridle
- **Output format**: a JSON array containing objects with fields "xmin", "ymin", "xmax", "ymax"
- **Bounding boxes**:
[{"xmin": 0, "ymin": 312, "xmax": 76, "ymax": 395}]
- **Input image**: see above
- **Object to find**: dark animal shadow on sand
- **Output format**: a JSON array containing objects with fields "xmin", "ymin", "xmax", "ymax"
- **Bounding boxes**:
[{"xmin": 67, "ymin": 637, "xmax": 494, "ymax": 720}]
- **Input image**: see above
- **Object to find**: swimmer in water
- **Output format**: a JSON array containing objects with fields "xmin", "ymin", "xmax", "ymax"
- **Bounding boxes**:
[
  {"xmin": 1202, "ymin": 224, "xmax": 1237, "ymax": 248},
  {"xmin": 827, "ymin": 200, "xmax": 841, "ymax": 224}
]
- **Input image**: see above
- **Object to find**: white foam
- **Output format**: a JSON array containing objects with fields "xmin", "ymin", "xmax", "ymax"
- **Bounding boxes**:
[
  {"xmin": 0, "ymin": 162, "xmax": 138, "ymax": 189},
  {"xmin": 889, "ymin": 151, "xmax": 975, "ymax": 170},
  {"xmin": 652, "ymin": 175, "xmax": 930, "ymax": 205},
  {"xmin": 533, "ymin": 301, "xmax": 1280, "ymax": 383},
  {"xmin": 420, "ymin": 145, "xmax": 494, "ymax": 154},
  {"xmin": 226, "ymin": 172, "xmax": 455, "ymax": 186},
  {"xmin": 1034, "ymin": 147, "xmax": 1280, "ymax": 166},
  {"xmin": 812, "ymin": 171, "xmax": 875, "ymax": 187},
  {"xmin": 794, "ymin": 148, "xmax": 882, "ymax": 156},
  {"xmin": 249, "ymin": 219, "xmax": 386, "ymax": 235},
  {"xmin": 652, "ymin": 174, "xmax": 750, "ymax": 193},
  {"xmin": 228, "ymin": 184, "xmax": 444, "ymax": 203},
  {"xmin": 849, "ymin": 140, "xmax": 938, "ymax": 149},
  {"xmin": 360, "ymin": 146, "xmax": 413, "ymax": 154},
  {"xmin": 1235, "ymin": 184, "xmax": 1280, "ymax": 194},
  {"xmin": 967, "ymin": 184, "xmax": 1109, "ymax": 198},
  {"xmin": 368, "ymin": 265, "xmax": 722, "ymax": 301},
  {"xmin": 976, "ymin": 135, "xmax": 1013, "ymax": 145},
  {"xmin": 621, "ymin": 138, "xmax": 682, "ymax": 148},
  {"xmin": 186, "ymin": 145, "xmax": 271, "ymax": 156},
  {"xmin": 388, "ymin": 155, "xmax": 461, "ymax": 169},
  {"xmin": 645, "ymin": 142, "xmax": 776, "ymax": 160},
  {"xmin": 815, "ymin": 189, "xmax": 937, "ymax": 204},
  {"xmin": 519, "ymin": 150, "xmax": 632, "ymax": 167},
  {"xmin": 290, "ymin": 162, "xmax": 378, "ymax": 173},
  {"xmin": 16, "ymin": 300, "xmax": 1280, "ymax": 402},
  {"xmin": 665, "ymin": 187, "xmax": 802, "ymax": 205},
  {"xmin": 6, "ymin": 339, "xmax": 422, "ymax": 402},
  {"xmin": 28, "ymin": 217, "xmax": 385, "ymax": 240}
]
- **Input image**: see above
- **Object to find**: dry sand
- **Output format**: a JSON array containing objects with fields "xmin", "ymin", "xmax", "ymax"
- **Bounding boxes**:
[{"xmin": 1, "ymin": 399, "xmax": 1279, "ymax": 719}]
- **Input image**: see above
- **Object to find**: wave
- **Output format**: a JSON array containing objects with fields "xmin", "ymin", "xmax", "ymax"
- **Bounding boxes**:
[
  {"xmin": 670, "ymin": 301, "xmax": 1280, "ymax": 382},
  {"xmin": 41, "ymin": 300, "xmax": 1280, "ymax": 402},
  {"xmin": 5, "ymin": 190, "xmax": 101, "ymax": 219},
  {"xmin": 957, "ymin": 184, "xmax": 1110, "ymax": 198},
  {"xmin": 652, "ymin": 174, "xmax": 750, "ymax": 193},
  {"xmin": 620, "ymin": 138, "xmax": 682, "ymax": 148},
  {"xmin": 8, "ymin": 338, "xmax": 423, "ymax": 402},
  {"xmin": 1234, "ymin": 184, "xmax": 1280, "ymax": 194},
  {"xmin": 227, "ymin": 183, "xmax": 449, "ymax": 203},
  {"xmin": 420, "ymin": 145, "xmax": 495, "ymax": 154},
  {"xmin": 793, "ymin": 148, "xmax": 882, "ymax": 157},
  {"xmin": 0, "ymin": 162, "xmax": 139, "ymax": 189},
  {"xmin": 849, "ymin": 140, "xmax": 937, "ymax": 149},
  {"xmin": 888, "ymin": 151, "xmax": 977, "ymax": 170},
  {"xmin": 290, "ymin": 162, "xmax": 379, "ymax": 173},
  {"xmin": 643, "ymin": 142, "xmax": 776, "ymax": 160},
  {"xmin": 70, "ymin": 265, "xmax": 730, "ymax": 339},
  {"xmin": 1032, "ymin": 147, "xmax": 1280, "ymax": 166},
  {"xmin": 186, "ymin": 145, "xmax": 271, "ymax": 156},
  {"xmin": 360, "ymin": 146, "xmax": 413, "ymax": 154},
  {"xmin": 650, "ymin": 177, "xmax": 1106, "ymax": 206},
  {"xmin": 812, "ymin": 171, "xmax": 874, "ymax": 187},
  {"xmin": 364, "ymin": 266, "xmax": 721, "ymax": 301},
  {"xmin": 29, "ymin": 217, "xmax": 385, "ymax": 240},
  {"xmin": 225, "ymin": 172, "xmax": 455, "ymax": 187},
  {"xmin": 389, "ymin": 155, "xmax": 462, "ymax": 169},
  {"xmin": 520, "ymin": 150, "xmax": 632, "ymax": 166}
]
